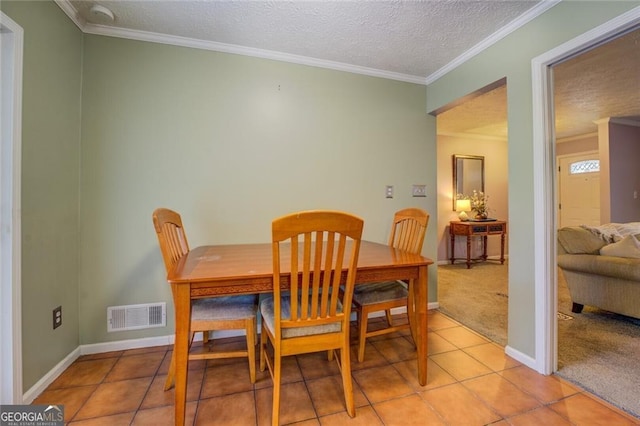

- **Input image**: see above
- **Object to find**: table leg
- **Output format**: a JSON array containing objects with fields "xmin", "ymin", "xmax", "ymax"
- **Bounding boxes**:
[
  {"xmin": 416, "ymin": 265, "xmax": 428, "ymax": 385},
  {"xmin": 450, "ymin": 232, "xmax": 455, "ymax": 264},
  {"xmin": 407, "ymin": 279, "xmax": 417, "ymax": 346},
  {"xmin": 482, "ymin": 235, "xmax": 488, "ymax": 260},
  {"xmin": 466, "ymin": 235, "xmax": 472, "ymax": 269},
  {"xmin": 172, "ymin": 283, "xmax": 191, "ymax": 426},
  {"xmin": 500, "ymin": 232, "xmax": 506, "ymax": 264}
]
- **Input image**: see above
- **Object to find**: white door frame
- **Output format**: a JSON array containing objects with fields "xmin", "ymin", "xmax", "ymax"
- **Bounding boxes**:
[
  {"xmin": 531, "ymin": 7, "xmax": 640, "ymax": 374},
  {"xmin": 0, "ymin": 11, "xmax": 24, "ymax": 404}
]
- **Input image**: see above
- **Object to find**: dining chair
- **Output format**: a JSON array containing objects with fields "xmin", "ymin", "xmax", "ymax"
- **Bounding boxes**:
[
  {"xmin": 351, "ymin": 207, "xmax": 429, "ymax": 362},
  {"xmin": 260, "ymin": 210, "xmax": 364, "ymax": 426},
  {"xmin": 152, "ymin": 207, "xmax": 258, "ymax": 390}
]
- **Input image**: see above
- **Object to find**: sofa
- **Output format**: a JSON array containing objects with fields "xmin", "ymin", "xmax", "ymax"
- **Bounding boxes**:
[{"xmin": 557, "ymin": 224, "xmax": 640, "ymax": 319}]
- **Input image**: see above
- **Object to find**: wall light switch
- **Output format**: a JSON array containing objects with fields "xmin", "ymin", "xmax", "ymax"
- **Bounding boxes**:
[
  {"xmin": 385, "ymin": 185, "xmax": 394, "ymax": 198},
  {"xmin": 412, "ymin": 185, "xmax": 426, "ymax": 197}
]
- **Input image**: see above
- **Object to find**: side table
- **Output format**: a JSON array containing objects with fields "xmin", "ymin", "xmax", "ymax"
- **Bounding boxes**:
[{"xmin": 449, "ymin": 220, "xmax": 507, "ymax": 269}]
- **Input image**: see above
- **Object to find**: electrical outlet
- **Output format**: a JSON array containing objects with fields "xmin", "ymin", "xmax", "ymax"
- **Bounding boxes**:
[{"xmin": 53, "ymin": 306, "xmax": 62, "ymax": 329}]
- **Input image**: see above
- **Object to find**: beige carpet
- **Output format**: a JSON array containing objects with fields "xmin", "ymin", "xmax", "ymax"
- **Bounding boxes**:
[{"xmin": 437, "ymin": 261, "xmax": 640, "ymax": 418}]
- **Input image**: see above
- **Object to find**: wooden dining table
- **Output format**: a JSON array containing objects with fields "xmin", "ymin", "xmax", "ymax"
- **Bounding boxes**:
[{"xmin": 167, "ymin": 240, "xmax": 433, "ymax": 425}]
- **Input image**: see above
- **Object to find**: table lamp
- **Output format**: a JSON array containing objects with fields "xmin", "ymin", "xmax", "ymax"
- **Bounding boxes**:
[{"xmin": 456, "ymin": 199, "xmax": 471, "ymax": 221}]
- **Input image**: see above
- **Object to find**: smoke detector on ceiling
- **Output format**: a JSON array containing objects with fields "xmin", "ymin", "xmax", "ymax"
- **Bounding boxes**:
[{"xmin": 89, "ymin": 4, "xmax": 115, "ymax": 23}]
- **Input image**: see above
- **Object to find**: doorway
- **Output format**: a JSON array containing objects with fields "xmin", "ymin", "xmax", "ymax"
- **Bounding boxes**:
[
  {"xmin": 0, "ymin": 11, "xmax": 23, "ymax": 404},
  {"xmin": 435, "ymin": 80, "xmax": 509, "ymax": 346},
  {"xmin": 550, "ymin": 25, "xmax": 640, "ymax": 416},
  {"xmin": 531, "ymin": 0, "xmax": 640, "ymax": 389}
]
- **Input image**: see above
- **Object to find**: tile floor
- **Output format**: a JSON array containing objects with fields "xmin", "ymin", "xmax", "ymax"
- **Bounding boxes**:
[{"xmin": 33, "ymin": 311, "xmax": 639, "ymax": 425}]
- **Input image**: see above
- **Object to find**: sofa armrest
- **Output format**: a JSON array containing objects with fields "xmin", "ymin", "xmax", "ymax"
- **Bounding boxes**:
[{"xmin": 558, "ymin": 253, "xmax": 640, "ymax": 282}]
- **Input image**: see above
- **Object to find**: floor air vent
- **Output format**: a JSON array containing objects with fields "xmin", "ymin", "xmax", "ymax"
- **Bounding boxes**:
[{"xmin": 107, "ymin": 302, "xmax": 166, "ymax": 332}]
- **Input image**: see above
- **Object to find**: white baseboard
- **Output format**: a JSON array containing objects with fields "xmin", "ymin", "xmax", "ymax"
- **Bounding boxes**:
[
  {"xmin": 24, "ymin": 303, "xmax": 442, "ymax": 403},
  {"xmin": 80, "ymin": 335, "xmax": 175, "ymax": 355},
  {"xmin": 505, "ymin": 345, "xmax": 539, "ymax": 372},
  {"xmin": 23, "ymin": 347, "xmax": 80, "ymax": 404},
  {"xmin": 385, "ymin": 303, "xmax": 439, "ymax": 315}
]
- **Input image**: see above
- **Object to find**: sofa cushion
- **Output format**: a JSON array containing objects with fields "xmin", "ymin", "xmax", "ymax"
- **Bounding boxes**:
[
  {"xmin": 558, "ymin": 253, "xmax": 640, "ymax": 282},
  {"xmin": 600, "ymin": 234, "xmax": 640, "ymax": 258},
  {"xmin": 558, "ymin": 226, "xmax": 607, "ymax": 254}
]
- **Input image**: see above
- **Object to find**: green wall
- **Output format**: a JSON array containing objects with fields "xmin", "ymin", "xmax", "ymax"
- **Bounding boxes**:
[
  {"xmin": 79, "ymin": 36, "xmax": 436, "ymax": 344},
  {"xmin": 5, "ymin": 0, "xmax": 639, "ymax": 395},
  {"xmin": 0, "ymin": 1, "xmax": 82, "ymax": 389},
  {"xmin": 427, "ymin": 0, "xmax": 640, "ymax": 357}
]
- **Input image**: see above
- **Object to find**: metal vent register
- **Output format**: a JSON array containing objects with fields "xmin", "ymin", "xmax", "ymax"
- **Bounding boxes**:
[{"xmin": 107, "ymin": 302, "xmax": 166, "ymax": 332}]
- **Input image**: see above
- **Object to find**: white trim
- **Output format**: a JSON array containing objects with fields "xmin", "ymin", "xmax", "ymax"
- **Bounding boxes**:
[
  {"xmin": 80, "ymin": 335, "xmax": 176, "ymax": 356},
  {"xmin": 0, "ymin": 11, "xmax": 23, "ymax": 405},
  {"xmin": 83, "ymin": 24, "xmax": 428, "ymax": 85},
  {"xmin": 25, "ymin": 299, "xmax": 441, "ymax": 403},
  {"xmin": 531, "ymin": 54, "xmax": 557, "ymax": 375},
  {"xmin": 437, "ymin": 131, "xmax": 508, "ymax": 142},
  {"xmin": 53, "ymin": 0, "xmax": 84, "ymax": 29},
  {"xmin": 556, "ymin": 149, "xmax": 599, "ymax": 162},
  {"xmin": 53, "ymin": 0, "xmax": 558, "ymax": 86},
  {"xmin": 22, "ymin": 348, "xmax": 80, "ymax": 404},
  {"xmin": 505, "ymin": 344, "xmax": 537, "ymax": 370},
  {"xmin": 531, "ymin": 6, "xmax": 640, "ymax": 375},
  {"xmin": 426, "ymin": 0, "xmax": 561, "ymax": 84},
  {"xmin": 556, "ymin": 132, "xmax": 598, "ymax": 143},
  {"xmin": 81, "ymin": 303, "xmax": 443, "ymax": 356}
]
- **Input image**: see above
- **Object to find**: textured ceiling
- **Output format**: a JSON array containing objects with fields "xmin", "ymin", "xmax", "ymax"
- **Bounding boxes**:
[
  {"xmin": 65, "ymin": 0, "xmax": 545, "ymax": 82},
  {"xmin": 438, "ymin": 84, "xmax": 509, "ymax": 140},
  {"xmin": 438, "ymin": 27, "xmax": 640, "ymax": 141},
  {"xmin": 59, "ymin": 1, "xmax": 639, "ymax": 140},
  {"xmin": 553, "ymin": 28, "xmax": 640, "ymax": 139}
]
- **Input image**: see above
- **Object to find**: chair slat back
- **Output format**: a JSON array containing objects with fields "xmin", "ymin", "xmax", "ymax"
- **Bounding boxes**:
[
  {"xmin": 272, "ymin": 210, "xmax": 364, "ymax": 335},
  {"xmin": 152, "ymin": 208, "xmax": 190, "ymax": 274},
  {"xmin": 388, "ymin": 208, "xmax": 429, "ymax": 255}
]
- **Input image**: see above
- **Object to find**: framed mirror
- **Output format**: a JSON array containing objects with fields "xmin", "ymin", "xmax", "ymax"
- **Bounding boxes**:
[{"xmin": 452, "ymin": 154, "xmax": 485, "ymax": 210}]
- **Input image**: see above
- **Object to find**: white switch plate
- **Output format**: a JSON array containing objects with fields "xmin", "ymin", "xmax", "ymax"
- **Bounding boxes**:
[
  {"xmin": 412, "ymin": 185, "xmax": 426, "ymax": 197},
  {"xmin": 385, "ymin": 185, "xmax": 394, "ymax": 198}
]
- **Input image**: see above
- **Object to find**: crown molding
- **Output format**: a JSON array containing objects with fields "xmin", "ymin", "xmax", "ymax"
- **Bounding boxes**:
[
  {"xmin": 54, "ymin": 0, "xmax": 85, "ymax": 28},
  {"xmin": 55, "ymin": 0, "xmax": 426, "ymax": 85},
  {"xmin": 556, "ymin": 132, "xmax": 598, "ymax": 143},
  {"xmin": 437, "ymin": 131, "xmax": 507, "ymax": 142},
  {"xmin": 54, "ymin": 0, "xmax": 558, "ymax": 87},
  {"xmin": 425, "ymin": 0, "xmax": 561, "ymax": 85},
  {"xmin": 82, "ymin": 23, "xmax": 427, "ymax": 85}
]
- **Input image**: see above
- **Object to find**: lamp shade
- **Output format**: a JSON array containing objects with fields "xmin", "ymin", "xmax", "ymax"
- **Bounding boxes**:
[
  {"xmin": 455, "ymin": 199, "xmax": 471, "ymax": 212},
  {"xmin": 456, "ymin": 199, "xmax": 471, "ymax": 221}
]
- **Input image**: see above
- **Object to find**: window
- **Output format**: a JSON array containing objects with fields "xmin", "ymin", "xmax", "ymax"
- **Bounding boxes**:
[{"xmin": 569, "ymin": 160, "xmax": 599, "ymax": 174}]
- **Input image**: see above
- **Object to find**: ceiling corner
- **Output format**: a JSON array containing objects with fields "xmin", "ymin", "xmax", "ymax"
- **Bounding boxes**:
[{"xmin": 54, "ymin": 0, "xmax": 86, "ymax": 30}]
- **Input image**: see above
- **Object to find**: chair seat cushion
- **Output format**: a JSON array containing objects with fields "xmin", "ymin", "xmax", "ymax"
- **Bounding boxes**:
[
  {"xmin": 352, "ymin": 281, "xmax": 408, "ymax": 306},
  {"xmin": 192, "ymin": 295, "xmax": 258, "ymax": 321},
  {"xmin": 260, "ymin": 296, "xmax": 343, "ymax": 338}
]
